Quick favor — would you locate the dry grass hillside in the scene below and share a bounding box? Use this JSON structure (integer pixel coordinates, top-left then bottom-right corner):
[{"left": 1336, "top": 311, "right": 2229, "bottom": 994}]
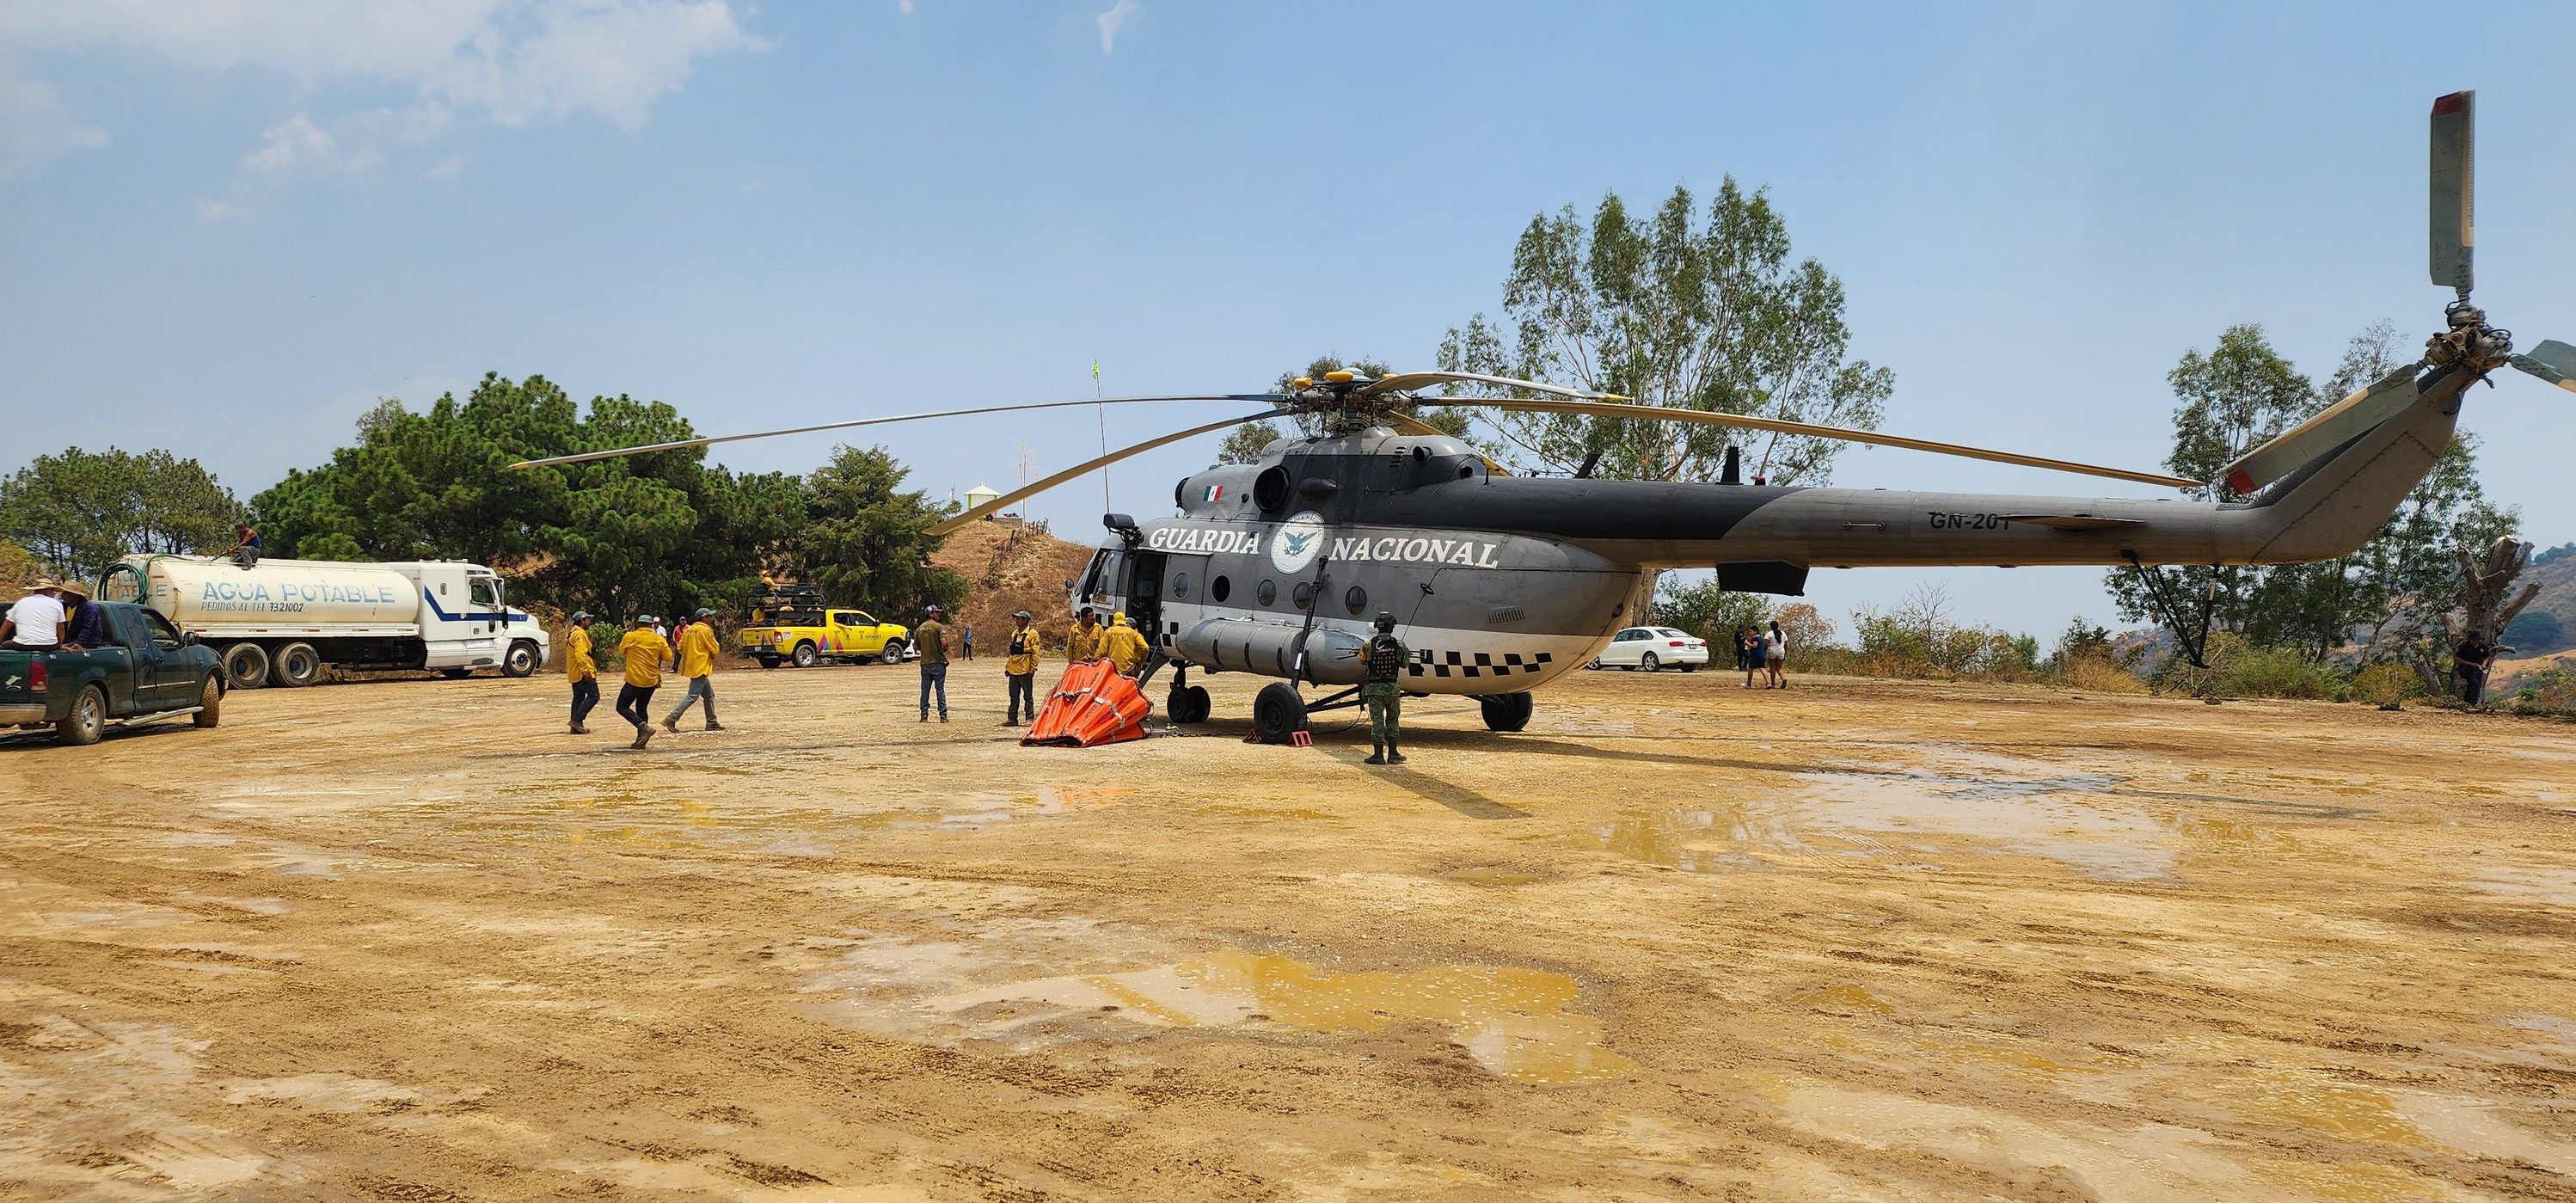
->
[{"left": 929, "top": 519, "right": 1096, "bottom": 654}]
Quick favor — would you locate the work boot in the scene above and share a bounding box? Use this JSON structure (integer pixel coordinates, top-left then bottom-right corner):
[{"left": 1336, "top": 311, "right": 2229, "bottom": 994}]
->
[
  {"left": 1388, "top": 744, "right": 1406, "bottom": 764},
  {"left": 705, "top": 721, "right": 724, "bottom": 732},
  {"left": 919, "top": 714, "right": 929, "bottom": 722},
  {"left": 570, "top": 721, "right": 586, "bottom": 734},
  {"left": 1365, "top": 746, "right": 1386, "bottom": 765},
  {"left": 631, "top": 726, "right": 653, "bottom": 750},
  {"left": 938, "top": 713, "right": 948, "bottom": 723},
  {"left": 662, "top": 716, "right": 678, "bottom": 733}
]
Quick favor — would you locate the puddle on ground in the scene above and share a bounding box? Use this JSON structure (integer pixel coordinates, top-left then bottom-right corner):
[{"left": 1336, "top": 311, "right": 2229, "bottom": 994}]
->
[
  {"left": 1586, "top": 748, "right": 2189, "bottom": 881},
  {"left": 2469, "top": 865, "right": 2576, "bottom": 907},
  {"left": 931, "top": 948, "right": 1631, "bottom": 1085}
]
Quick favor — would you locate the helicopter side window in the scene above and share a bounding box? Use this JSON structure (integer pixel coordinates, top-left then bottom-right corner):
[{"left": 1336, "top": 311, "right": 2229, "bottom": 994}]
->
[
  {"left": 1291, "top": 582, "right": 1314, "bottom": 611},
  {"left": 1172, "top": 572, "right": 1190, "bottom": 600},
  {"left": 1257, "top": 580, "right": 1277, "bottom": 606},
  {"left": 1344, "top": 586, "right": 1367, "bottom": 615},
  {"left": 1211, "top": 576, "right": 1230, "bottom": 603}
]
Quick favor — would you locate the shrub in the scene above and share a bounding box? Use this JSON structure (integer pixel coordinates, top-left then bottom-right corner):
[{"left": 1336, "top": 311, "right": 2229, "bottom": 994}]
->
[
  {"left": 2059, "top": 655, "right": 2149, "bottom": 694},
  {"left": 2349, "top": 662, "right": 2420, "bottom": 709}
]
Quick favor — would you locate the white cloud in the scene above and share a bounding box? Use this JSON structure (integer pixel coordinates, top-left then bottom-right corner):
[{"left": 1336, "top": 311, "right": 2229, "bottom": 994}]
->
[
  {"left": 899, "top": 0, "right": 915, "bottom": 13},
  {"left": 195, "top": 198, "right": 252, "bottom": 222},
  {"left": 0, "top": 56, "right": 109, "bottom": 177},
  {"left": 0, "top": 1, "right": 768, "bottom": 181},
  {"left": 1095, "top": 0, "right": 1140, "bottom": 55}
]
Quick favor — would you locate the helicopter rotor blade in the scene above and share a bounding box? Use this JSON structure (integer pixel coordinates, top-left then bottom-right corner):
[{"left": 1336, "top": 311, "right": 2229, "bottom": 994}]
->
[
  {"left": 2511, "top": 339, "right": 2576, "bottom": 394},
  {"left": 2430, "top": 89, "right": 2475, "bottom": 298},
  {"left": 1420, "top": 396, "right": 2196, "bottom": 489},
  {"left": 510, "top": 394, "right": 1285, "bottom": 470},
  {"left": 1359, "top": 370, "right": 1628, "bottom": 402},
  {"left": 929, "top": 409, "right": 1296, "bottom": 535}
]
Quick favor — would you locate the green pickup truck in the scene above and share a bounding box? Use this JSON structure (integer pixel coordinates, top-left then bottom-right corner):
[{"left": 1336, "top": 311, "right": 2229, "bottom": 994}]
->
[{"left": 1, "top": 601, "right": 226, "bottom": 746}]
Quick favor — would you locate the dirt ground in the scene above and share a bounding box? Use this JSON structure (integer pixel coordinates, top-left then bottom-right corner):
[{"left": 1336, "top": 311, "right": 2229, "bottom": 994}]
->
[{"left": 3, "top": 661, "right": 2573, "bottom": 1201}]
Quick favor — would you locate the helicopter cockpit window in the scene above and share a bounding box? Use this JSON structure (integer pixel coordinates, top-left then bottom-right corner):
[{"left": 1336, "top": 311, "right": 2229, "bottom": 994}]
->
[
  {"left": 1344, "top": 586, "right": 1366, "bottom": 615},
  {"left": 1257, "top": 580, "right": 1277, "bottom": 606},
  {"left": 1291, "top": 582, "right": 1313, "bottom": 611}
]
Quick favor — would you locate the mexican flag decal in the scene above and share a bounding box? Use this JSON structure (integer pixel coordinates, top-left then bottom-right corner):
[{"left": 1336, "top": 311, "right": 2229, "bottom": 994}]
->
[{"left": 1201, "top": 484, "right": 1224, "bottom": 502}]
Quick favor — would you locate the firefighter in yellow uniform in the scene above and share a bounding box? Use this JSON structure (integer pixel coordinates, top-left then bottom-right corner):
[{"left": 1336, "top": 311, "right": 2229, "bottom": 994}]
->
[
  {"left": 616, "top": 616, "right": 672, "bottom": 750},
  {"left": 1067, "top": 608, "right": 1104, "bottom": 662},
  {"left": 1003, "top": 609, "right": 1041, "bottom": 726},
  {"left": 565, "top": 611, "right": 600, "bottom": 734},
  {"left": 1101, "top": 611, "right": 1150, "bottom": 676},
  {"left": 662, "top": 607, "right": 725, "bottom": 733}
]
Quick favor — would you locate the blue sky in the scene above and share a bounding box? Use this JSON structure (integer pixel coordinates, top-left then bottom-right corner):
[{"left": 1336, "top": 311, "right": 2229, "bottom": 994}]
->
[{"left": 6, "top": 1, "right": 2573, "bottom": 640}]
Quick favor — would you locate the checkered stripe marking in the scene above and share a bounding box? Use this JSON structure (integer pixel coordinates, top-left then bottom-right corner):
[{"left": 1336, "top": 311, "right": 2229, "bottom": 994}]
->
[{"left": 1406, "top": 649, "right": 1554, "bottom": 678}]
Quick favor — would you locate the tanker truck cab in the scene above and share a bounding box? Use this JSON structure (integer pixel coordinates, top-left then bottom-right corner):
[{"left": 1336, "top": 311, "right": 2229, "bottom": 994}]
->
[{"left": 411, "top": 563, "right": 543, "bottom": 679}]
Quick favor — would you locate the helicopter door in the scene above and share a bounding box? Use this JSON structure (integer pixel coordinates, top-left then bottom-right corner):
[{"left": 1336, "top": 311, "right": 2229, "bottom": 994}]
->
[{"left": 1121, "top": 550, "right": 1167, "bottom": 646}]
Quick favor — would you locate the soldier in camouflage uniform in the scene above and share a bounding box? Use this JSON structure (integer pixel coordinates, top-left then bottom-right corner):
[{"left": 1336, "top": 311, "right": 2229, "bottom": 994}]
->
[{"left": 1362, "top": 611, "right": 1408, "bottom": 765}]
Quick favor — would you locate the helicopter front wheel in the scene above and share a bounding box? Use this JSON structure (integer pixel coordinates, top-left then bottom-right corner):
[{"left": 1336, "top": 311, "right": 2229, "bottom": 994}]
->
[
  {"left": 1479, "top": 692, "right": 1534, "bottom": 733},
  {"left": 1252, "top": 683, "right": 1308, "bottom": 745}
]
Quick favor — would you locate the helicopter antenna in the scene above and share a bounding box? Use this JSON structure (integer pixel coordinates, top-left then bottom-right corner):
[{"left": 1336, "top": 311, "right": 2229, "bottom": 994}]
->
[{"left": 1091, "top": 359, "right": 1111, "bottom": 514}]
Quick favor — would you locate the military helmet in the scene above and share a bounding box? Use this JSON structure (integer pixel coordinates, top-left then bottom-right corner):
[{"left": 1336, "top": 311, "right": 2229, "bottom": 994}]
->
[{"left": 1374, "top": 611, "right": 1395, "bottom": 630}]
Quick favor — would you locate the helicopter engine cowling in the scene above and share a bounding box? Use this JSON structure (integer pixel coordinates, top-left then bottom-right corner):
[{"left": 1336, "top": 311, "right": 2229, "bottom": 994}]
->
[{"left": 1174, "top": 617, "right": 1371, "bottom": 684}]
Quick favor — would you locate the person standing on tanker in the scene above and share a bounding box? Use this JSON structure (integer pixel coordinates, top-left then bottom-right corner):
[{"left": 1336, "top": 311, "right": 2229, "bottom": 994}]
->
[
  {"left": 615, "top": 616, "right": 672, "bottom": 749},
  {"left": 1068, "top": 609, "right": 1103, "bottom": 663},
  {"left": 222, "top": 524, "right": 262, "bottom": 569},
  {"left": 1764, "top": 619, "right": 1788, "bottom": 689},
  {"left": 1003, "top": 609, "right": 1040, "bottom": 727},
  {"left": 2, "top": 580, "right": 64, "bottom": 650},
  {"left": 56, "top": 580, "right": 104, "bottom": 651},
  {"left": 915, "top": 604, "right": 950, "bottom": 722},
  {"left": 565, "top": 611, "right": 600, "bottom": 734},
  {"left": 1362, "top": 611, "right": 1408, "bottom": 765},
  {"left": 663, "top": 607, "right": 725, "bottom": 733},
  {"left": 1101, "top": 611, "right": 1150, "bottom": 675}
]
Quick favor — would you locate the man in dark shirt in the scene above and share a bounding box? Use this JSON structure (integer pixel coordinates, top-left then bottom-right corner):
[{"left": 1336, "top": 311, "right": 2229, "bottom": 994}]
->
[
  {"left": 57, "top": 580, "right": 105, "bottom": 650},
  {"left": 2455, "top": 631, "right": 2502, "bottom": 704},
  {"left": 915, "top": 604, "right": 950, "bottom": 722},
  {"left": 224, "top": 524, "right": 263, "bottom": 569}
]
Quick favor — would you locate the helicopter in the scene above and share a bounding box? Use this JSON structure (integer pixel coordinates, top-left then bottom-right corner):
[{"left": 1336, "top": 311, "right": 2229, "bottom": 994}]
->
[{"left": 520, "top": 90, "right": 2573, "bottom": 744}]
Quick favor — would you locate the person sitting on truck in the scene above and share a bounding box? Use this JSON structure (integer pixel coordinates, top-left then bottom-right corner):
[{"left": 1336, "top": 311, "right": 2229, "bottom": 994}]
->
[
  {"left": 615, "top": 615, "right": 673, "bottom": 750},
  {"left": 662, "top": 607, "right": 724, "bottom": 733},
  {"left": 222, "top": 525, "right": 262, "bottom": 569},
  {"left": 566, "top": 611, "right": 600, "bottom": 735},
  {"left": 2, "top": 579, "right": 64, "bottom": 649},
  {"left": 55, "top": 580, "right": 104, "bottom": 651}
]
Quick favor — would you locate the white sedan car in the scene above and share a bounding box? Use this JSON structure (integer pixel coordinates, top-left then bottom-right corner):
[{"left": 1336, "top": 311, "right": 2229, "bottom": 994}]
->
[{"left": 1589, "top": 627, "right": 1711, "bottom": 672}]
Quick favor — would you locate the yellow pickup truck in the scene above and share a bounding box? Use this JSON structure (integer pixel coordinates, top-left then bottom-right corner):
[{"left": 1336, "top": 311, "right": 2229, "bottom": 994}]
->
[{"left": 739, "top": 605, "right": 911, "bottom": 669}]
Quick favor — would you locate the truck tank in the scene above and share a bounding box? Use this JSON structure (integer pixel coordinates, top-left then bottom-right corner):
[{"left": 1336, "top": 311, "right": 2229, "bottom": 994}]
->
[{"left": 110, "top": 555, "right": 423, "bottom": 629}]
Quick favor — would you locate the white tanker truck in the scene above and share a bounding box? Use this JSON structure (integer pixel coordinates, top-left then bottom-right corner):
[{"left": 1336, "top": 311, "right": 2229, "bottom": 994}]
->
[{"left": 96, "top": 555, "right": 549, "bottom": 690}]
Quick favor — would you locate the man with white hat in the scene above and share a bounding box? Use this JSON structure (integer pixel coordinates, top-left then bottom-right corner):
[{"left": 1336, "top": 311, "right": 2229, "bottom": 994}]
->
[{"left": 1, "top": 579, "right": 64, "bottom": 650}]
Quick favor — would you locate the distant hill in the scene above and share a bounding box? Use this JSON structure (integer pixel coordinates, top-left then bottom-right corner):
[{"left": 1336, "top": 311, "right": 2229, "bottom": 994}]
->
[
  {"left": 2508, "top": 541, "right": 2575, "bottom": 656},
  {"left": 929, "top": 519, "right": 1097, "bottom": 654}
]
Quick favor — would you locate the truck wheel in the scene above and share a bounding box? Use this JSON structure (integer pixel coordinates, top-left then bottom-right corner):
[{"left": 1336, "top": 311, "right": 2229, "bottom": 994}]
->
[
  {"left": 791, "top": 642, "right": 818, "bottom": 668},
  {"left": 57, "top": 685, "right": 107, "bottom": 746},
  {"left": 221, "top": 642, "right": 271, "bottom": 690},
  {"left": 272, "top": 642, "right": 322, "bottom": 688},
  {"left": 880, "top": 640, "right": 905, "bottom": 666},
  {"left": 756, "top": 656, "right": 780, "bottom": 670},
  {"left": 502, "top": 641, "right": 539, "bottom": 678},
  {"left": 193, "top": 677, "right": 223, "bottom": 727}
]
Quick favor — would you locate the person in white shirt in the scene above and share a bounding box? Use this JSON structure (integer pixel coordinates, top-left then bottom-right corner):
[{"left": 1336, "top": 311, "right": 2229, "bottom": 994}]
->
[
  {"left": 1764, "top": 619, "right": 1788, "bottom": 689},
  {"left": 2, "top": 580, "right": 66, "bottom": 649}
]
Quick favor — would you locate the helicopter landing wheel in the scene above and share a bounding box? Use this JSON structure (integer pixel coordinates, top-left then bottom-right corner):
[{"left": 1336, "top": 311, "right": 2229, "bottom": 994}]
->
[
  {"left": 1168, "top": 684, "right": 1211, "bottom": 725},
  {"left": 1478, "top": 691, "right": 1534, "bottom": 733},
  {"left": 1252, "top": 682, "right": 1308, "bottom": 745}
]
